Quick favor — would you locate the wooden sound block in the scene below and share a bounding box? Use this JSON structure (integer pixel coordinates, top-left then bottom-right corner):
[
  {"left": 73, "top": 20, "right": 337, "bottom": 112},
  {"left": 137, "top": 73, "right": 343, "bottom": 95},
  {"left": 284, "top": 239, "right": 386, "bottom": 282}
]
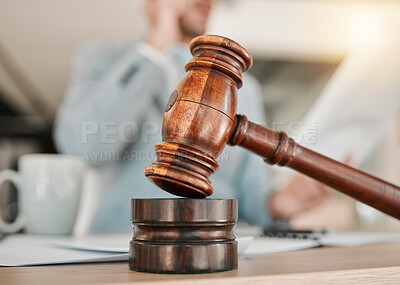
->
[{"left": 129, "top": 198, "right": 238, "bottom": 274}]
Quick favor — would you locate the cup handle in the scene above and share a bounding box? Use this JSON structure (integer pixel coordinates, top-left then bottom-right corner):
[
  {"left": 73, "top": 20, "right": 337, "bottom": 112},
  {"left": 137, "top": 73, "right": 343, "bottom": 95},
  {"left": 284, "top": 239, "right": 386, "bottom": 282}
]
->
[{"left": 0, "top": 170, "right": 25, "bottom": 233}]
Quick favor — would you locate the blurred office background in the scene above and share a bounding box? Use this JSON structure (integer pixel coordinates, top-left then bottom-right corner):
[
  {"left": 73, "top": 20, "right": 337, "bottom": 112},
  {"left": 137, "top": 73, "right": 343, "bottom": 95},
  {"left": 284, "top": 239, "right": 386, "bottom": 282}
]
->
[{"left": 0, "top": 0, "right": 399, "bottom": 229}]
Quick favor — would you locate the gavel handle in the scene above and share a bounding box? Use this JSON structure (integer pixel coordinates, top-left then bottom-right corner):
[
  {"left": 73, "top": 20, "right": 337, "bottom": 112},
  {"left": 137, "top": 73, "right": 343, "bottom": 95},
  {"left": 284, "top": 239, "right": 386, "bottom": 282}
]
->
[{"left": 230, "top": 114, "right": 400, "bottom": 220}]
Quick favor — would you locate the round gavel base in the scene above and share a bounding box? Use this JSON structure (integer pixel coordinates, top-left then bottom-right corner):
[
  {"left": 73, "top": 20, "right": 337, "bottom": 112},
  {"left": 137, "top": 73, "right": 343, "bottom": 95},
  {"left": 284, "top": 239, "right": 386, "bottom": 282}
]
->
[{"left": 129, "top": 199, "right": 238, "bottom": 274}]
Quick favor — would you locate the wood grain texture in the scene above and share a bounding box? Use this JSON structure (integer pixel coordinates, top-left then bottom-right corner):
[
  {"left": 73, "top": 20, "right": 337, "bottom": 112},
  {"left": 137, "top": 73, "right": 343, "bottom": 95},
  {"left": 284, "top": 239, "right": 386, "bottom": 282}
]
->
[
  {"left": 144, "top": 35, "right": 252, "bottom": 198},
  {"left": 129, "top": 199, "right": 238, "bottom": 274},
  {"left": 2, "top": 242, "right": 400, "bottom": 285},
  {"left": 144, "top": 34, "right": 400, "bottom": 220}
]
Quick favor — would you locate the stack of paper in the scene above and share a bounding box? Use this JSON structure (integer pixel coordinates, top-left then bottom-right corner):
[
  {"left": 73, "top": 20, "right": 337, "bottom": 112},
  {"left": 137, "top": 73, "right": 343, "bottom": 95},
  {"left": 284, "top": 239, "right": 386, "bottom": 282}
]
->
[{"left": 0, "top": 234, "right": 129, "bottom": 267}]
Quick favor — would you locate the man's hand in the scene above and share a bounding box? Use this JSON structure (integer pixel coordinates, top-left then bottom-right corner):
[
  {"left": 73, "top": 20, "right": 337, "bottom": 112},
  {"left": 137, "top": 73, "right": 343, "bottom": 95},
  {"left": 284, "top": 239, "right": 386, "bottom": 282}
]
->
[
  {"left": 268, "top": 173, "right": 331, "bottom": 219},
  {"left": 268, "top": 155, "right": 354, "bottom": 219},
  {"left": 145, "top": 0, "right": 186, "bottom": 52}
]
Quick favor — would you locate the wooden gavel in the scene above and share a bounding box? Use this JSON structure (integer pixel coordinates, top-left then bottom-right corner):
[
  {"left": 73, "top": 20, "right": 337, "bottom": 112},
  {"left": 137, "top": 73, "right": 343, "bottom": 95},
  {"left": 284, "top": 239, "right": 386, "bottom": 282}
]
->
[{"left": 144, "top": 35, "right": 400, "bottom": 220}]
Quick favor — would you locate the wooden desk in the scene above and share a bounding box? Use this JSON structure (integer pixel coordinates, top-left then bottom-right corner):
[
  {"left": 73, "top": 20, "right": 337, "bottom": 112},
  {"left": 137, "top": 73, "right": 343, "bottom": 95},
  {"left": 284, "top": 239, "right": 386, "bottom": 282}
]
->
[{"left": 1, "top": 242, "right": 400, "bottom": 285}]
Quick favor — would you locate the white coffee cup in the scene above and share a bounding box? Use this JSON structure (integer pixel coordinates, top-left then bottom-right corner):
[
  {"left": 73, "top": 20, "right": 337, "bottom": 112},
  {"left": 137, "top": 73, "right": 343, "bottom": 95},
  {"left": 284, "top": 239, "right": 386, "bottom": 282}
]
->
[{"left": 0, "top": 154, "right": 86, "bottom": 235}]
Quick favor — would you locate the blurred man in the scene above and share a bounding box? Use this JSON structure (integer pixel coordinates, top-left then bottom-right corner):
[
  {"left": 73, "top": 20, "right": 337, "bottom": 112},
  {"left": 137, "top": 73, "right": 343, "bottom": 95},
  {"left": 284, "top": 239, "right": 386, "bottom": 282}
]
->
[{"left": 54, "top": 0, "right": 327, "bottom": 232}]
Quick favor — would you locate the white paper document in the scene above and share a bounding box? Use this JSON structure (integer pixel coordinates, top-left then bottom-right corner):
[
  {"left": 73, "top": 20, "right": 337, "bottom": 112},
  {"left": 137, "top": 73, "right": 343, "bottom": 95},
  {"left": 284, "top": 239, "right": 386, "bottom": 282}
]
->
[
  {"left": 0, "top": 235, "right": 129, "bottom": 267},
  {"left": 244, "top": 237, "right": 320, "bottom": 255},
  {"left": 243, "top": 230, "right": 400, "bottom": 255},
  {"left": 320, "top": 231, "right": 400, "bottom": 247}
]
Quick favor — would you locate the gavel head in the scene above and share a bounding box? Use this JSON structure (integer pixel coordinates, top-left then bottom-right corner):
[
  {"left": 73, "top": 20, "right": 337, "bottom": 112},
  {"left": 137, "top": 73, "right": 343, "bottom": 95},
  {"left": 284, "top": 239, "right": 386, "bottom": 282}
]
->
[{"left": 144, "top": 35, "right": 252, "bottom": 198}]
